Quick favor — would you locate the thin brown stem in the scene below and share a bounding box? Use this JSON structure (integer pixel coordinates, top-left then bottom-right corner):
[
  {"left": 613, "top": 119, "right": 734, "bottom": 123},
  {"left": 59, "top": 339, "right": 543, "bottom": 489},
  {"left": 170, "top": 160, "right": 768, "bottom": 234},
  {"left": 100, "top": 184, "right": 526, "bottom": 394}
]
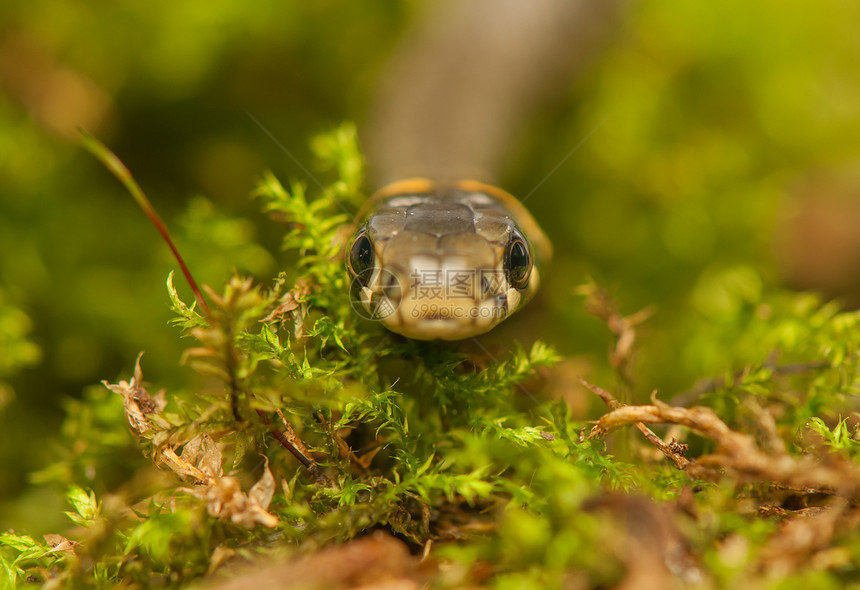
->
[
  {"left": 81, "top": 129, "right": 325, "bottom": 482},
  {"left": 581, "top": 379, "right": 689, "bottom": 470},
  {"left": 256, "top": 409, "right": 328, "bottom": 484},
  {"left": 79, "top": 128, "right": 209, "bottom": 316},
  {"left": 583, "top": 379, "right": 860, "bottom": 498}
]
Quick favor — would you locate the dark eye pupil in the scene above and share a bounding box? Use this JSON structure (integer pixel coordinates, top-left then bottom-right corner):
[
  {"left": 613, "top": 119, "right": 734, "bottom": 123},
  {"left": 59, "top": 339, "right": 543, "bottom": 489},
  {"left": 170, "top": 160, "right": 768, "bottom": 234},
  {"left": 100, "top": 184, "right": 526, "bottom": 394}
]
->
[
  {"left": 506, "top": 237, "right": 531, "bottom": 289},
  {"left": 348, "top": 233, "right": 374, "bottom": 285}
]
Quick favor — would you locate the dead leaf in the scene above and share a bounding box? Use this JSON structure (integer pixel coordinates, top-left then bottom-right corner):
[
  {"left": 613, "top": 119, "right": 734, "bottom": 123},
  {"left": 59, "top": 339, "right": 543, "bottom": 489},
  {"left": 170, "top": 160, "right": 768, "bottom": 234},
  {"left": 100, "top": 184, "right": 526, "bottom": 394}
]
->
[
  {"left": 181, "top": 434, "right": 224, "bottom": 479},
  {"left": 43, "top": 534, "right": 76, "bottom": 555},
  {"left": 247, "top": 456, "right": 275, "bottom": 510},
  {"left": 180, "top": 455, "right": 279, "bottom": 529},
  {"left": 262, "top": 277, "right": 312, "bottom": 336},
  {"left": 102, "top": 353, "right": 168, "bottom": 437},
  {"left": 207, "top": 545, "right": 237, "bottom": 576},
  {"left": 160, "top": 446, "right": 213, "bottom": 484}
]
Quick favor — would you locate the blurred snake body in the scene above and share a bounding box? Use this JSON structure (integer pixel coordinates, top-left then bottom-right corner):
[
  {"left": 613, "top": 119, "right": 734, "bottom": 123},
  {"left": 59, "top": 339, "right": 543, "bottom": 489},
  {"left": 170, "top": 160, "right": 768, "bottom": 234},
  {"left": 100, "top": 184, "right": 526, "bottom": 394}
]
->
[
  {"left": 350, "top": 0, "right": 617, "bottom": 339},
  {"left": 347, "top": 178, "right": 551, "bottom": 340}
]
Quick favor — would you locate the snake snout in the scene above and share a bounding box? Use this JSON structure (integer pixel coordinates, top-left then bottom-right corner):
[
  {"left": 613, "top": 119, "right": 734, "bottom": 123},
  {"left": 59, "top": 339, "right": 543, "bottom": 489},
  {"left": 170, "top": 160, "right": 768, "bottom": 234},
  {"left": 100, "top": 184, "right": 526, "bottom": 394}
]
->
[
  {"left": 350, "top": 180, "right": 549, "bottom": 340},
  {"left": 369, "top": 254, "right": 510, "bottom": 340}
]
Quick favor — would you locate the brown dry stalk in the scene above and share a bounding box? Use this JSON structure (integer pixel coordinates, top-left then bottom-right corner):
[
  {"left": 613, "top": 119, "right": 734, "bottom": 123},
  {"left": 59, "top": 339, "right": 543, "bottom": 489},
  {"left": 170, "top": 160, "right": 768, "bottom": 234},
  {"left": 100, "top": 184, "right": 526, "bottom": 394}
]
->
[
  {"left": 84, "top": 132, "right": 324, "bottom": 484},
  {"left": 582, "top": 379, "right": 860, "bottom": 499},
  {"left": 576, "top": 283, "right": 655, "bottom": 385},
  {"left": 583, "top": 379, "right": 690, "bottom": 470}
]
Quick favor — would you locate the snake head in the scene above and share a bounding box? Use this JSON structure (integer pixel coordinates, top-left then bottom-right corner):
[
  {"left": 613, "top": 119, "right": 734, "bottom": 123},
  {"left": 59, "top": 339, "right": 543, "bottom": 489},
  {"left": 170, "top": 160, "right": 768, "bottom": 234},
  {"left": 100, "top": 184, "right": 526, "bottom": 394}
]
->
[{"left": 346, "top": 179, "right": 549, "bottom": 341}]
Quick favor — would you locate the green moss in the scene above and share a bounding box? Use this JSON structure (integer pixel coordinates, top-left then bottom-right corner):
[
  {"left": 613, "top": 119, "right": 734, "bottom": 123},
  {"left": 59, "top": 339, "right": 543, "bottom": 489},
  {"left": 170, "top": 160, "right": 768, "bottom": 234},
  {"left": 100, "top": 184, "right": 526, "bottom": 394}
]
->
[{"left": 3, "top": 125, "right": 860, "bottom": 589}]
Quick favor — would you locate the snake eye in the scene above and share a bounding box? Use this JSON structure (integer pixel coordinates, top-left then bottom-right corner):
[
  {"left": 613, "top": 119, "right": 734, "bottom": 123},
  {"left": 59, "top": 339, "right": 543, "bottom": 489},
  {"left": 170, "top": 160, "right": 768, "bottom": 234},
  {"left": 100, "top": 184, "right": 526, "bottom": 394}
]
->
[
  {"left": 505, "top": 230, "right": 532, "bottom": 290},
  {"left": 347, "top": 229, "right": 375, "bottom": 285}
]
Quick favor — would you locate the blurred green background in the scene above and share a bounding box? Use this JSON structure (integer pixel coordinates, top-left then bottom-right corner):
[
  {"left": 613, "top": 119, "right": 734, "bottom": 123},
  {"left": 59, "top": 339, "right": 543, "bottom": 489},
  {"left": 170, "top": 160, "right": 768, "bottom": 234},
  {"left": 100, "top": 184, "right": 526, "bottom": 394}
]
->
[{"left": 1, "top": 0, "right": 859, "bottom": 534}]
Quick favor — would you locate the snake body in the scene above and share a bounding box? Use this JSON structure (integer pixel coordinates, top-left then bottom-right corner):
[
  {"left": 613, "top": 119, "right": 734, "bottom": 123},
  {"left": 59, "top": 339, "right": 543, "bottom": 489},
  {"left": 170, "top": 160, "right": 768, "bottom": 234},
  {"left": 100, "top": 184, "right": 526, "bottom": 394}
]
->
[
  {"left": 352, "top": 0, "right": 619, "bottom": 339},
  {"left": 347, "top": 178, "right": 551, "bottom": 340}
]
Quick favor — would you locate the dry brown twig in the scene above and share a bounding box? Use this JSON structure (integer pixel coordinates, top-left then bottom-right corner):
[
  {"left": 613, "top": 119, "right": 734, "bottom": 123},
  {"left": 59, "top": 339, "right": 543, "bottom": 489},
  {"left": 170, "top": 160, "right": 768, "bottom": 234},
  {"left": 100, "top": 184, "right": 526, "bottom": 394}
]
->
[
  {"left": 576, "top": 283, "right": 655, "bottom": 385},
  {"left": 582, "top": 379, "right": 690, "bottom": 470},
  {"left": 82, "top": 132, "right": 325, "bottom": 484},
  {"left": 261, "top": 276, "right": 312, "bottom": 340},
  {"left": 582, "top": 379, "right": 860, "bottom": 499}
]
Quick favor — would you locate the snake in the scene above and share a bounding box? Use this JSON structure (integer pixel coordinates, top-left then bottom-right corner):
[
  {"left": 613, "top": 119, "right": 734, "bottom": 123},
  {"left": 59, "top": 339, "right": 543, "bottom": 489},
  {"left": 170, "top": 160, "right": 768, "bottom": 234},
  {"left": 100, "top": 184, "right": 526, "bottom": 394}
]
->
[
  {"left": 348, "top": 0, "right": 619, "bottom": 340},
  {"left": 346, "top": 178, "right": 551, "bottom": 341}
]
